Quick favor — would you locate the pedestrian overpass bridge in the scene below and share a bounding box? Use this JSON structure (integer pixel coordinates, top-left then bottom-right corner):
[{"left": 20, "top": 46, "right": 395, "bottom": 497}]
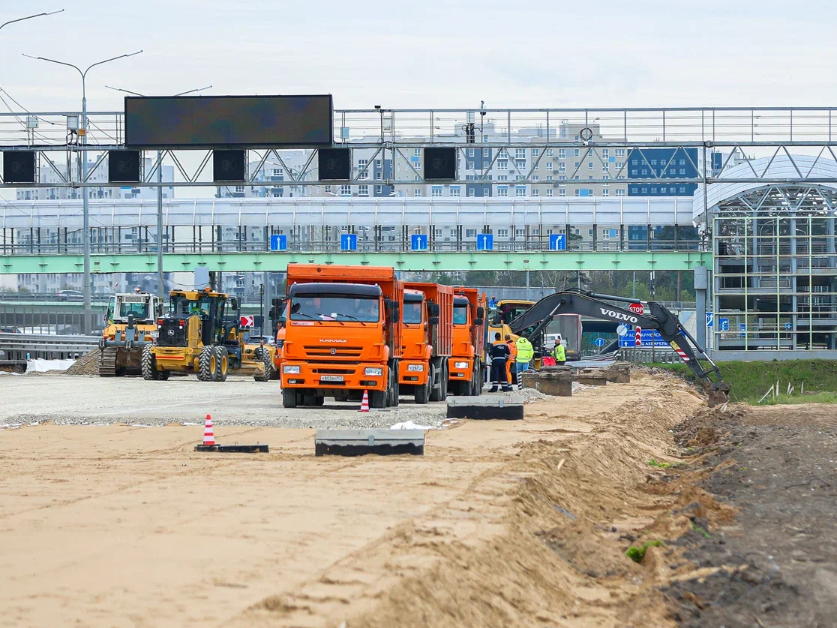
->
[{"left": 0, "top": 197, "right": 709, "bottom": 273}]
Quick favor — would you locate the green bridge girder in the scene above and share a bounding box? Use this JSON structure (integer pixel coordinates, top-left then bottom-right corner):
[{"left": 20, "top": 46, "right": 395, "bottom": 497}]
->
[{"left": 0, "top": 250, "right": 711, "bottom": 275}]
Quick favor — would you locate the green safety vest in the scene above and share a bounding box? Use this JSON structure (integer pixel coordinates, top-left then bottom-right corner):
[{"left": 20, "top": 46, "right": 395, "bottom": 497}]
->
[
  {"left": 552, "top": 344, "right": 566, "bottom": 361},
  {"left": 516, "top": 337, "right": 534, "bottom": 362}
]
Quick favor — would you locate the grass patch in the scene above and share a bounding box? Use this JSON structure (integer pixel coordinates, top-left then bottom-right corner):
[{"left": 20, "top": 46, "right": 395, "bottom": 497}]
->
[
  {"left": 625, "top": 539, "right": 666, "bottom": 563},
  {"left": 691, "top": 521, "right": 711, "bottom": 538},
  {"left": 648, "top": 359, "right": 837, "bottom": 405},
  {"left": 647, "top": 458, "right": 671, "bottom": 469}
]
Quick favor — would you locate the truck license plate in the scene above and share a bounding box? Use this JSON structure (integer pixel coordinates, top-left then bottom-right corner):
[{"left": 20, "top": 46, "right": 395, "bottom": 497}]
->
[{"left": 320, "top": 375, "right": 344, "bottom": 382}]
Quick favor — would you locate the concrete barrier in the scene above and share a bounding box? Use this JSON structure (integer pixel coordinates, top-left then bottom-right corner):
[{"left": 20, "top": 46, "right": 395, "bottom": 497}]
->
[{"left": 521, "top": 372, "right": 573, "bottom": 396}]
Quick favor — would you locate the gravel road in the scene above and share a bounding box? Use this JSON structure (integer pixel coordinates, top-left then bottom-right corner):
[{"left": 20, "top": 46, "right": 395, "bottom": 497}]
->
[{"left": 0, "top": 373, "right": 548, "bottom": 428}]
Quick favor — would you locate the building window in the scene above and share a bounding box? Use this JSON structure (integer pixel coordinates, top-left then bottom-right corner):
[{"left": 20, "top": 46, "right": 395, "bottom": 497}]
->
[
  {"left": 558, "top": 149, "right": 566, "bottom": 159},
  {"left": 574, "top": 162, "right": 580, "bottom": 169},
  {"left": 357, "top": 159, "right": 368, "bottom": 178},
  {"left": 546, "top": 148, "right": 553, "bottom": 156},
  {"left": 602, "top": 149, "right": 609, "bottom": 158},
  {"left": 532, "top": 175, "right": 539, "bottom": 181},
  {"left": 559, "top": 175, "right": 567, "bottom": 181},
  {"left": 375, "top": 172, "right": 383, "bottom": 180},
  {"left": 558, "top": 188, "right": 566, "bottom": 197},
  {"left": 588, "top": 162, "right": 594, "bottom": 170},
  {"left": 532, "top": 148, "right": 540, "bottom": 157},
  {"left": 341, "top": 185, "right": 351, "bottom": 196},
  {"left": 468, "top": 161, "right": 474, "bottom": 170},
  {"left": 546, "top": 162, "right": 554, "bottom": 170},
  {"left": 532, "top": 188, "right": 540, "bottom": 196},
  {"left": 468, "top": 188, "right": 476, "bottom": 197},
  {"left": 616, "top": 188, "right": 625, "bottom": 197},
  {"left": 498, "top": 160, "right": 508, "bottom": 170},
  {"left": 661, "top": 187, "right": 667, "bottom": 194},
  {"left": 498, "top": 229, "right": 509, "bottom": 238},
  {"left": 515, "top": 186, "right": 526, "bottom": 197},
  {"left": 515, "top": 159, "right": 526, "bottom": 170},
  {"left": 679, "top": 158, "right": 686, "bottom": 165},
  {"left": 357, "top": 184, "right": 368, "bottom": 196},
  {"left": 632, "top": 159, "right": 639, "bottom": 165},
  {"left": 498, "top": 175, "right": 508, "bottom": 181},
  {"left": 497, "top": 186, "right": 508, "bottom": 197},
  {"left": 546, "top": 188, "right": 553, "bottom": 197},
  {"left": 431, "top": 186, "right": 443, "bottom": 197},
  {"left": 483, "top": 148, "right": 490, "bottom": 157},
  {"left": 615, "top": 161, "right": 624, "bottom": 169},
  {"left": 466, "top": 228, "right": 477, "bottom": 237},
  {"left": 468, "top": 148, "right": 475, "bottom": 157},
  {"left": 450, "top": 186, "right": 461, "bottom": 197},
  {"left": 574, "top": 149, "right": 580, "bottom": 157},
  {"left": 602, "top": 189, "right": 609, "bottom": 196},
  {"left": 546, "top": 175, "right": 553, "bottom": 181},
  {"left": 651, "top": 159, "right": 657, "bottom": 166},
  {"left": 679, "top": 168, "right": 686, "bottom": 175},
  {"left": 679, "top": 186, "right": 687, "bottom": 193},
  {"left": 414, "top": 149, "right": 421, "bottom": 156},
  {"left": 515, "top": 148, "right": 526, "bottom": 159},
  {"left": 375, "top": 185, "right": 383, "bottom": 195},
  {"left": 575, "top": 189, "right": 581, "bottom": 197}
]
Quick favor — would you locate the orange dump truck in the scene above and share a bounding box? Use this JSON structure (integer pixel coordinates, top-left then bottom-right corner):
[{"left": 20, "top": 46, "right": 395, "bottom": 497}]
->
[
  {"left": 448, "top": 288, "right": 488, "bottom": 396},
  {"left": 400, "top": 282, "right": 454, "bottom": 404},
  {"left": 280, "top": 264, "right": 403, "bottom": 408}
]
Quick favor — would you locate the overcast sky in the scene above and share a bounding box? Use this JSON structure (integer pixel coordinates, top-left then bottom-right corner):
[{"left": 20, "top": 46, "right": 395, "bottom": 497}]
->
[{"left": 2, "top": 0, "right": 837, "bottom": 113}]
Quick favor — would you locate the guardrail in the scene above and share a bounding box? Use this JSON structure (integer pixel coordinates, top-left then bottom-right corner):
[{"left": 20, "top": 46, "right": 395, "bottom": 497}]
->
[{"left": 0, "top": 333, "right": 99, "bottom": 361}]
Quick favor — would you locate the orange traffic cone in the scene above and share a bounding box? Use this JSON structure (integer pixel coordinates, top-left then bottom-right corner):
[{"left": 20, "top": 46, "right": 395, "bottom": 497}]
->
[
  {"left": 359, "top": 390, "right": 370, "bottom": 413},
  {"left": 203, "top": 414, "right": 216, "bottom": 446}
]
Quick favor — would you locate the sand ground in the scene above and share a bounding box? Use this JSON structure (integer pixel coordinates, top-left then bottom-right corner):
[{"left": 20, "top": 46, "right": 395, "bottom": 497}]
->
[{"left": 1, "top": 372, "right": 710, "bottom": 627}]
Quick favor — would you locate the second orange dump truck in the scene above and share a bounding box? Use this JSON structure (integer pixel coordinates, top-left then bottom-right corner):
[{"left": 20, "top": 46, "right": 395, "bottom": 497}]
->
[
  {"left": 400, "top": 282, "right": 454, "bottom": 404},
  {"left": 280, "top": 264, "right": 403, "bottom": 408},
  {"left": 448, "top": 288, "right": 488, "bottom": 396}
]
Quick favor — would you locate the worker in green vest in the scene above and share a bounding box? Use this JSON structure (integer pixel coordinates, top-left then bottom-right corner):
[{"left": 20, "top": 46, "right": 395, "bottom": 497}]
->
[
  {"left": 552, "top": 338, "right": 566, "bottom": 365},
  {"left": 515, "top": 336, "right": 534, "bottom": 377}
]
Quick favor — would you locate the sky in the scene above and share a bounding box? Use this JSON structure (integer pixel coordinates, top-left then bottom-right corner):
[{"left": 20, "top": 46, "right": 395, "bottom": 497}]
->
[{"left": 1, "top": 0, "right": 837, "bottom": 112}]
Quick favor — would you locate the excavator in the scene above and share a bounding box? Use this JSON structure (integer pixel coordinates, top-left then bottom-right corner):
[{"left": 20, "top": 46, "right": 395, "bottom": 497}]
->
[{"left": 508, "top": 290, "right": 730, "bottom": 406}]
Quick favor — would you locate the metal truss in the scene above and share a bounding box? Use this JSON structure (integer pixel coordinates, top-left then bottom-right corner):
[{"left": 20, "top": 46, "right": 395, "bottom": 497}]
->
[{"left": 4, "top": 107, "right": 837, "bottom": 189}]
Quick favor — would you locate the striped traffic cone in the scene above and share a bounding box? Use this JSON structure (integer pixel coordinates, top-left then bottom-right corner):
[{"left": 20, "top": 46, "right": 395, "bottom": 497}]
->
[
  {"left": 203, "top": 414, "right": 216, "bottom": 446},
  {"left": 359, "top": 390, "right": 370, "bottom": 413}
]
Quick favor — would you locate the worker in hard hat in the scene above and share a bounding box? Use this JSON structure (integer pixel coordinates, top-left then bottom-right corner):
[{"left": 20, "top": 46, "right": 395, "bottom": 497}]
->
[
  {"left": 488, "top": 332, "right": 512, "bottom": 392},
  {"left": 516, "top": 335, "right": 534, "bottom": 377},
  {"left": 552, "top": 337, "right": 566, "bottom": 365}
]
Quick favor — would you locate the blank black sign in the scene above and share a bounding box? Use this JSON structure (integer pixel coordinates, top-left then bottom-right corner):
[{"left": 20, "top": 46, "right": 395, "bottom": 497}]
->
[
  {"left": 3, "top": 151, "right": 36, "bottom": 183},
  {"left": 213, "top": 150, "right": 247, "bottom": 182},
  {"left": 424, "top": 147, "right": 457, "bottom": 180},
  {"left": 318, "top": 148, "right": 351, "bottom": 180},
  {"left": 108, "top": 150, "right": 141, "bottom": 183},
  {"left": 125, "top": 95, "right": 333, "bottom": 148}
]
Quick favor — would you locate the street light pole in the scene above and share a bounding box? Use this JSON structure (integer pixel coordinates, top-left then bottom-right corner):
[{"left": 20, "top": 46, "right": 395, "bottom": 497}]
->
[
  {"left": 23, "top": 51, "right": 143, "bottom": 334},
  {"left": 106, "top": 85, "right": 211, "bottom": 301},
  {"left": 0, "top": 10, "right": 64, "bottom": 32}
]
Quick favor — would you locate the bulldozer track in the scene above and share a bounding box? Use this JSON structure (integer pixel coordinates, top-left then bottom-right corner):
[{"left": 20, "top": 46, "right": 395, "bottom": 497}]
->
[{"left": 98, "top": 347, "right": 118, "bottom": 377}]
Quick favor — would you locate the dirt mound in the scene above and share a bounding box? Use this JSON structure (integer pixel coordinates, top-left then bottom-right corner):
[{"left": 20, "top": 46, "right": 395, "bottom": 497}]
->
[{"left": 65, "top": 349, "right": 100, "bottom": 376}]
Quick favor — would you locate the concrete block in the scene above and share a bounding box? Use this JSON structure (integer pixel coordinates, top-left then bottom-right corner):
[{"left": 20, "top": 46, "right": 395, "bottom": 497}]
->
[
  {"left": 447, "top": 396, "right": 524, "bottom": 420},
  {"left": 573, "top": 375, "right": 609, "bottom": 386},
  {"left": 315, "top": 429, "right": 424, "bottom": 456},
  {"left": 521, "top": 372, "right": 573, "bottom": 397}
]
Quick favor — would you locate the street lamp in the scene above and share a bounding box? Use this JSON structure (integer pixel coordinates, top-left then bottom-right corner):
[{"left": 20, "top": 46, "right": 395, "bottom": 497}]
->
[
  {"left": 0, "top": 10, "right": 64, "bottom": 32},
  {"left": 23, "top": 50, "right": 143, "bottom": 334},
  {"left": 106, "top": 84, "right": 211, "bottom": 301}
]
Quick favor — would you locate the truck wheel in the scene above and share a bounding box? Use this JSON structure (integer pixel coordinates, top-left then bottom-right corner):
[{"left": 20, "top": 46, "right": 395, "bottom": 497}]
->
[
  {"left": 314, "top": 395, "right": 324, "bottom": 406},
  {"left": 282, "top": 388, "right": 298, "bottom": 408},
  {"left": 387, "top": 361, "right": 400, "bottom": 407},
  {"left": 254, "top": 350, "right": 271, "bottom": 382},
  {"left": 439, "top": 362, "right": 448, "bottom": 401},
  {"left": 269, "top": 365, "right": 280, "bottom": 380},
  {"left": 370, "top": 388, "right": 387, "bottom": 409},
  {"left": 414, "top": 376, "right": 430, "bottom": 404},
  {"left": 198, "top": 346, "right": 216, "bottom": 382},
  {"left": 468, "top": 365, "right": 479, "bottom": 396},
  {"left": 429, "top": 364, "right": 442, "bottom": 402},
  {"left": 215, "top": 347, "right": 229, "bottom": 382},
  {"left": 158, "top": 370, "right": 170, "bottom": 381},
  {"left": 141, "top": 346, "right": 159, "bottom": 381}
]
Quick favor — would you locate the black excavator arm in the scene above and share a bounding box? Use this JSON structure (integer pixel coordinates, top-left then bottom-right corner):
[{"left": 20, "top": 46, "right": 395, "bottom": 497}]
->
[{"left": 509, "top": 290, "right": 730, "bottom": 402}]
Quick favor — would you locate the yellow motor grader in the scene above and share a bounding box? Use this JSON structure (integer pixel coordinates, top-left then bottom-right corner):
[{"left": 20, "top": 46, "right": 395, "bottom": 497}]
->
[{"left": 142, "top": 288, "right": 273, "bottom": 382}]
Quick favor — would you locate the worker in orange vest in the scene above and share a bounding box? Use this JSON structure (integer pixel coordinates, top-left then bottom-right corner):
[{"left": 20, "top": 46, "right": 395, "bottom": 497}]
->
[{"left": 505, "top": 334, "right": 518, "bottom": 387}]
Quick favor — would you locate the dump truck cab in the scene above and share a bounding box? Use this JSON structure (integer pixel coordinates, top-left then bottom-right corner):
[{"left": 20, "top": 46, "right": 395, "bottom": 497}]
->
[
  {"left": 449, "top": 289, "right": 487, "bottom": 396},
  {"left": 399, "top": 283, "right": 454, "bottom": 404},
  {"left": 281, "top": 264, "right": 403, "bottom": 409},
  {"left": 99, "top": 292, "right": 161, "bottom": 376}
]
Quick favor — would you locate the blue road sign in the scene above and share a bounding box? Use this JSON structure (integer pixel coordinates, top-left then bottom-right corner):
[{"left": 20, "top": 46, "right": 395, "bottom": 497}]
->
[
  {"left": 411, "top": 234, "right": 428, "bottom": 251},
  {"left": 706, "top": 312, "right": 714, "bottom": 327},
  {"left": 594, "top": 337, "right": 605, "bottom": 347},
  {"left": 785, "top": 322, "right": 792, "bottom": 331},
  {"left": 269, "top": 234, "right": 287, "bottom": 251},
  {"left": 340, "top": 233, "right": 358, "bottom": 251},
  {"left": 740, "top": 323, "right": 746, "bottom": 337},
  {"left": 719, "top": 317, "right": 730, "bottom": 331},
  {"left": 549, "top": 234, "right": 566, "bottom": 251},
  {"left": 618, "top": 329, "right": 668, "bottom": 348},
  {"left": 476, "top": 234, "right": 494, "bottom": 251}
]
